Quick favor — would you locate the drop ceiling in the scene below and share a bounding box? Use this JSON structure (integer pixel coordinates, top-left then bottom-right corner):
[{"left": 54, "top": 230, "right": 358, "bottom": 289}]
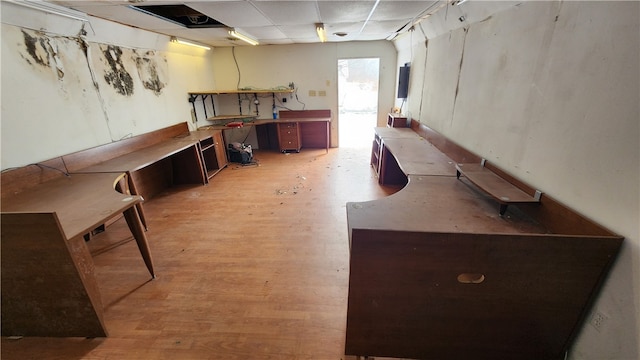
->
[{"left": 49, "top": 0, "right": 445, "bottom": 47}]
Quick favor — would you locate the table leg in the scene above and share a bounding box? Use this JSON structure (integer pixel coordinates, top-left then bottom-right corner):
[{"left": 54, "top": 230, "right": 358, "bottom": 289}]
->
[
  {"left": 127, "top": 175, "right": 148, "bottom": 230},
  {"left": 326, "top": 121, "right": 330, "bottom": 153},
  {"left": 123, "top": 205, "right": 155, "bottom": 278}
]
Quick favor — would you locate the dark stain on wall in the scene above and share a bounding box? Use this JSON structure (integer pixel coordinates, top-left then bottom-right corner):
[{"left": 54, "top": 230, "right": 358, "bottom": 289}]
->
[
  {"left": 102, "top": 45, "right": 134, "bottom": 96},
  {"left": 22, "top": 30, "right": 50, "bottom": 67},
  {"left": 135, "top": 51, "right": 165, "bottom": 96}
]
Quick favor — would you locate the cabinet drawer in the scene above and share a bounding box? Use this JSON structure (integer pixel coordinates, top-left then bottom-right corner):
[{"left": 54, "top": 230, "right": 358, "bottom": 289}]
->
[
  {"left": 279, "top": 129, "right": 298, "bottom": 138},
  {"left": 279, "top": 122, "right": 297, "bottom": 130},
  {"left": 281, "top": 138, "right": 299, "bottom": 148}
]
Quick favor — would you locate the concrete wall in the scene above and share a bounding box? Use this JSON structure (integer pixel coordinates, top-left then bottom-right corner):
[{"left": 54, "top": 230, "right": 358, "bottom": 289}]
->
[{"left": 394, "top": 1, "right": 639, "bottom": 359}]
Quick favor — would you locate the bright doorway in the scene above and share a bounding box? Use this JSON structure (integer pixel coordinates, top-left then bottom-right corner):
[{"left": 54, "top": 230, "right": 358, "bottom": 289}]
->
[{"left": 338, "top": 58, "right": 380, "bottom": 148}]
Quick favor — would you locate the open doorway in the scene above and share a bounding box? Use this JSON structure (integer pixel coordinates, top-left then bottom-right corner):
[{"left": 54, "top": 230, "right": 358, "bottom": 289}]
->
[{"left": 338, "top": 58, "right": 380, "bottom": 148}]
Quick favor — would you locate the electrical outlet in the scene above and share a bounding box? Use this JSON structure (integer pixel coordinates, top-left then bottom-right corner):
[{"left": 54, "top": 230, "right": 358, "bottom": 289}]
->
[
  {"left": 590, "top": 311, "right": 608, "bottom": 332},
  {"left": 309, "top": 90, "right": 316, "bottom": 96},
  {"left": 318, "top": 90, "right": 326, "bottom": 97}
]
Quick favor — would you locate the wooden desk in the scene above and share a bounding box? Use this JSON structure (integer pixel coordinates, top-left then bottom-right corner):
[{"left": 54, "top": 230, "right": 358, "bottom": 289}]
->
[
  {"left": 202, "top": 110, "right": 332, "bottom": 153},
  {"left": 380, "top": 137, "right": 456, "bottom": 184},
  {"left": 1, "top": 172, "right": 152, "bottom": 337},
  {"left": 346, "top": 126, "right": 624, "bottom": 359},
  {"left": 72, "top": 137, "right": 206, "bottom": 227}
]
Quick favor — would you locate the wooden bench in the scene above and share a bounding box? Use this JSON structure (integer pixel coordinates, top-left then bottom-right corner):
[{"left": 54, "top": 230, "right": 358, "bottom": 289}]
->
[{"left": 345, "top": 122, "right": 624, "bottom": 360}]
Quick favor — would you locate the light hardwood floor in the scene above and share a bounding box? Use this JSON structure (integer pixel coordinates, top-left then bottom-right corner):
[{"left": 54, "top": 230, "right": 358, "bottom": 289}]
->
[{"left": 1, "top": 147, "right": 400, "bottom": 360}]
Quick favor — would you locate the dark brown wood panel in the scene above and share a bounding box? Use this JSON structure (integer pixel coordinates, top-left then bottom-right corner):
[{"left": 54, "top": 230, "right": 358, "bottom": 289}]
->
[
  {"left": 129, "top": 158, "right": 173, "bottom": 201},
  {"left": 411, "top": 119, "right": 481, "bottom": 164},
  {"left": 62, "top": 123, "right": 189, "bottom": 172},
  {"left": 299, "top": 121, "right": 328, "bottom": 148},
  {"left": 171, "top": 146, "right": 206, "bottom": 185},
  {"left": 279, "top": 109, "right": 331, "bottom": 119},
  {"left": 1, "top": 213, "right": 107, "bottom": 337},
  {"left": 0, "top": 158, "right": 68, "bottom": 200},
  {"left": 346, "top": 229, "right": 623, "bottom": 360}
]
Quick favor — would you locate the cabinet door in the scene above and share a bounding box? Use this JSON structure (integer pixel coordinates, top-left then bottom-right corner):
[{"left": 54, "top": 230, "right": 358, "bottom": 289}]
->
[{"left": 212, "top": 130, "right": 227, "bottom": 169}]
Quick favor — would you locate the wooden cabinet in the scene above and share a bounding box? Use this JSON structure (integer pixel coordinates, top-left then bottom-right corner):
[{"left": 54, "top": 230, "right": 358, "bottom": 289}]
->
[
  {"left": 277, "top": 122, "right": 301, "bottom": 152},
  {"left": 199, "top": 130, "right": 227, "bottom": 179},
  {"left": 212, "top": 130, "right": 227, "bottom": 170},
  {"left": 387, "top": 113, "right": 407, "bottom": 128}
]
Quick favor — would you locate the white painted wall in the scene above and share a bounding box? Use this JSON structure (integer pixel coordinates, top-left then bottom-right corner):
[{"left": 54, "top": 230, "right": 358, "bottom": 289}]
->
[
  {"left": 394, "top": 1, "right": 639, "bottom": 359},
  {"left": 202, "top": 41, "right": 397, "bottom": 146},
  {"left": 1, "top": 2, "right": 216, "bottom": 169}
]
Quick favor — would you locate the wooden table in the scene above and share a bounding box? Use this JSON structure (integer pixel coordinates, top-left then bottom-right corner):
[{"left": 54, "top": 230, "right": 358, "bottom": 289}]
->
[{"left": 1, "top": 172, "right": 152, "bottom": 337}]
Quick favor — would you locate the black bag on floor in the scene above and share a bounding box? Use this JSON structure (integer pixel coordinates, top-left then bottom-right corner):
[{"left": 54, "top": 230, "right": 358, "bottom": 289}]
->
[{"left": 228, "top": 143, "right": 253, "bottom": 164}]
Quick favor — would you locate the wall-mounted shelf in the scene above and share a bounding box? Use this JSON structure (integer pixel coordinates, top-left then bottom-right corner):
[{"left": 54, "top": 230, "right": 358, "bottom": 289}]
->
[
  {"left": 456, "top": 160, "right": 542, "bottom": 215},
  {"left": 188, "top": 89, "right": 295, "bottom": 121}
]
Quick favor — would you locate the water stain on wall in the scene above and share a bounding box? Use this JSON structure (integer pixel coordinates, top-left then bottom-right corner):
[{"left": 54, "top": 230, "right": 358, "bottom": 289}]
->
[
  {"left": 102, "top": 45, "right": 134, "bottom": 96},
  {"left": 134, "top": 50, "right": 166, "bottom": 96},
  {"left": 21, "top": 30, "right": 65, "bottom": 80},
  {"left": 22, "top": 30, "right": 50, "bottom": 67}
]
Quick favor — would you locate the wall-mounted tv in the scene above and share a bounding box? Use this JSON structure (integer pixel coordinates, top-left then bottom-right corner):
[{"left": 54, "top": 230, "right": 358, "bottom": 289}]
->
[{"left": 397, "top": 63, "right": 410, "bottom": 99}]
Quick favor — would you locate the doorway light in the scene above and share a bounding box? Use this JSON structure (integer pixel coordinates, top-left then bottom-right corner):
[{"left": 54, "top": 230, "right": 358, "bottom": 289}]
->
[
  {"left": 316, "top": 23, "right": 327, "bottom": 42},
  {"left": 7, "top": 0, "right": 89, "bottom": 22},
  {"left": 170, "top": 36, "right": 211, "bottom": 50},
  {"left": 228, "top": 29, "right": 259, "bottom": 46}
]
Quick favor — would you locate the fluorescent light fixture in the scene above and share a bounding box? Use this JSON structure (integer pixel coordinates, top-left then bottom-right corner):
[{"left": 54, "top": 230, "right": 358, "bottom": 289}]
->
[
  {"left": 7, "top": 0, "right": 89, "bottom": 22},
  {"left": 170, "top": 36, "right": 211, "bottom": 50},
  {"left": 228, "top": 29, "right": 259, "bottom": 46},
  {"left": 316, "top": 23, "right": 327, "bottom": 42}
]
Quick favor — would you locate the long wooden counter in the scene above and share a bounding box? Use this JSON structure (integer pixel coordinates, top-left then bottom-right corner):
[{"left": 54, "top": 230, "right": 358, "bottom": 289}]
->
[
  {"left": 1, "top": 122, "right": 217, "bottom": 338},
  {"left": 345, "top": 125, "right": 623, "bottom": 360},
  {"left": 200, "top": 110, "right": 332, "bottom": 153}
]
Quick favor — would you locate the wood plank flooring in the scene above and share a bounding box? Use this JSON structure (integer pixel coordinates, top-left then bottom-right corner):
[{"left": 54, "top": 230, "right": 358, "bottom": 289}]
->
[{"left": 1, "top": 148, "right": 400, "bottom": 360}]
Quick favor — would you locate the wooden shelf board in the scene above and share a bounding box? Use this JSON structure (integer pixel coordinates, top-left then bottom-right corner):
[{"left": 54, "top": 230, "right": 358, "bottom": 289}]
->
[
  {"left": 190, "top": 89, "right": 294, "bottom": 96},
  {"left": 206, "top": 115, "right": 257, "bottom": 121}
]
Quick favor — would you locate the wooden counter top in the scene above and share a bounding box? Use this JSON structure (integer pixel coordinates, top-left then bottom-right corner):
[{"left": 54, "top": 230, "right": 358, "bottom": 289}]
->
[
  {"left": 347, "top": 175, "right": 547, "bottom": 236},
  {"left": 73, "top": 138, "right": 198, "bottom": 174},
  {"left": 200, "top": 117, "right": 331, "bottom": 131},
  {"left": 1, "top": 172, "right": 141, "bottom": 240},
  {"left": 382, "top": 137, "right": 457, "bottom": 177}
]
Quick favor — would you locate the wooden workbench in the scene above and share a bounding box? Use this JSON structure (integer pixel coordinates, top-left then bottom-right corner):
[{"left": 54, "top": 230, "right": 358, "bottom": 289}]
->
[{"left": 200, "top": 110, "right": 332, "bottom": 153}]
